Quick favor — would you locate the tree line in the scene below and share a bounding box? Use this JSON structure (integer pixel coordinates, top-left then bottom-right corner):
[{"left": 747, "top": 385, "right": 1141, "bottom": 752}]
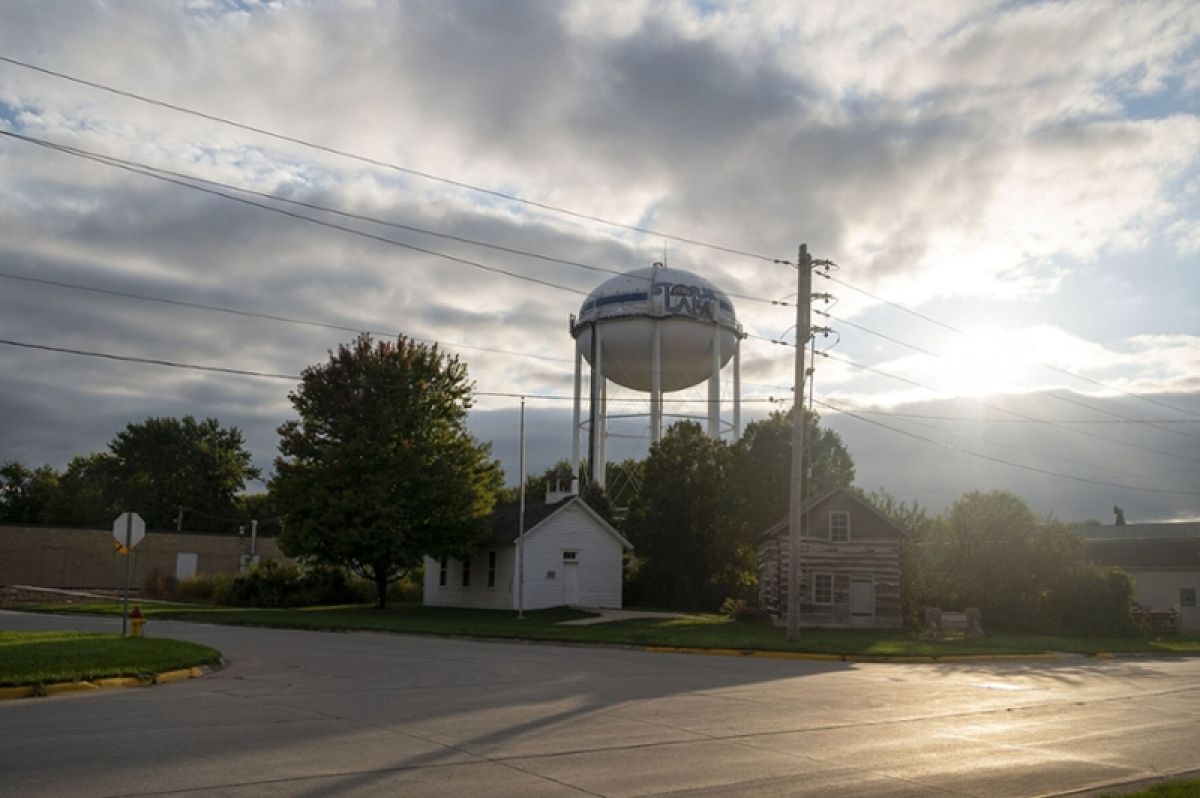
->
[
  {"left": 0, "top": 416, "right": 262, "bottom": 533},
  {"left": 1, "top": 332, "right": 1137, "bottom": 632}
]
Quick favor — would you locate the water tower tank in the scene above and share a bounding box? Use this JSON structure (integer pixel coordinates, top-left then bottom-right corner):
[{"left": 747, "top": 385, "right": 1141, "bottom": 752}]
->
[{"left": 572, "top": 266, "right": 739, "bottom": 392}]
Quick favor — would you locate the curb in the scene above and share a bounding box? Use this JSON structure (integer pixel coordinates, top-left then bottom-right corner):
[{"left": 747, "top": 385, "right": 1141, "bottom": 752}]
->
[
  {"left": 0, "top": 661, "right": 221, "bottom": 702},
  {"left": 644, "top": 647, "right": 1067, "bottom": 664}
]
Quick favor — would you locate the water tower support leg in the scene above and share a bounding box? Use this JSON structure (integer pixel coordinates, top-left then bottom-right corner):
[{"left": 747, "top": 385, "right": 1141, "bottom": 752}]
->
[
  {"left": 571, "top": 343, "right": 582, "bottom": 492},
  {"left": 593, "top": 324, "right": 605, "bottom": 489},
  {"left": 708, "top": 325, "right": 721, "bottom": 439},
  {"left": 598, "top": 376, "right": 608, "bottom": 490},
  {"left": 650, "top": 320, "right": 662, "bottom": 444},
  {"left": 733, "top": 336, "right": 742, "bottom": 439}
]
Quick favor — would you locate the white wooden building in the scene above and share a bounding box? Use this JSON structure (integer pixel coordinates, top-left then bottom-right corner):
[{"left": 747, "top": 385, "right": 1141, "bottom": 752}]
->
[{"left": 422, "top": 496, "right": 632, "bottom": 611}]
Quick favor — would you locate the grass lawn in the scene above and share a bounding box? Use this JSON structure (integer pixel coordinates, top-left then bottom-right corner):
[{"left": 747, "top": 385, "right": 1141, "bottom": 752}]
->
[
  {"left": 0, "top": 631, "right": 221, "bottom": 687},
  {"left": 28, "top": 602, "right": 1200, "bottom": 658},
  {"left": 1104, "top": 778, "right": 1200, "bottom": 797}
]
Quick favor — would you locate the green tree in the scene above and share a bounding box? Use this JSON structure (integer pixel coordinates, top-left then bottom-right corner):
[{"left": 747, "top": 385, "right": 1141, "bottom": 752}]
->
[
  {"left": 40, "top": 454, "right": 116, "bottom": 528},
  {"left": 0, "top": 462, "right": 58, "bottom": 523},
  {"left": 624, "top": 422, "right": 741, "bottom": 610},
  {"left": 729, "top": 407, "right": 855, "bottom": 537},
  {"left": 272, "top": 334, "right": 502, "bottom": 608},
  {"left": 104, "top": 416, "right": 260, "bottom": 531},
  {"left": 916, "top": 490, "right": 1104, "bottom": 631}
]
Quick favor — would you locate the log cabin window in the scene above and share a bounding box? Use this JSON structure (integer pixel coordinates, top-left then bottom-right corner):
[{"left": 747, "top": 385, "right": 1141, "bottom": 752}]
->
[
  {"left": 461, "top": 556, "right": 471, "bottom": 587},
  {"left": 487, "top": 551, "right": 497, "bottom": 588},
  {"left": 1183, "top": 588, "right": 1197, "bottom": 608},
  {"left": 829, "top": 511, "right": 850, "bottom": 542},
  {"left": 439, "top": 555, "right": 447, "bottom": 587},
  {"left": 813, "top": 573, "right": 833, "bottom": 604}
]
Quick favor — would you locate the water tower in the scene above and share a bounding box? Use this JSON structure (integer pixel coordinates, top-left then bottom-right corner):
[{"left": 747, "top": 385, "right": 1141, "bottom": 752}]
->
[{"left": 569, "top": 263, "right": 744, "bottom": 490}]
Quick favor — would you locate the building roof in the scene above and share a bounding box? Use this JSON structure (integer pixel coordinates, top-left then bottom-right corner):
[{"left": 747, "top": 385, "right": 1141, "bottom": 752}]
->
[
  {"left": 1088, "top": 537, "right": 1200, "bottom": 568},
  {"left": 760, "top": 486, "right": 909, "bottom": 540},
  {"left": 1078, "top": 522, "right": 1200, "bottom": 541},
  {"left": 489, "top": 497, "right": 632, "bottom": 549}
]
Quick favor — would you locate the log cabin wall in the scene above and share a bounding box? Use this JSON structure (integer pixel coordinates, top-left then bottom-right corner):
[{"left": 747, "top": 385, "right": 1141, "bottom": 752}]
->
[{"left": 757, "top": 489, "right": 905, "bottom": 628}]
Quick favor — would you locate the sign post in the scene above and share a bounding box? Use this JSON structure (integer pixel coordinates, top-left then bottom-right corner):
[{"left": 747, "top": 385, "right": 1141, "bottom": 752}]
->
[{"left": 112, "top": 512, "right": 145, "bottom": 637}]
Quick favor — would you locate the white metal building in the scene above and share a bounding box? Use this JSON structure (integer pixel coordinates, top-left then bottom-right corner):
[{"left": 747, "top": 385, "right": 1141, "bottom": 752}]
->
[{"left": 422, "top": 496, "right": 632, "bottom": 611}]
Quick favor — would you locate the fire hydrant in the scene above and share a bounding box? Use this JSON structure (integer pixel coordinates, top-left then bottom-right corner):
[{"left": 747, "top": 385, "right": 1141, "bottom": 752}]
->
[{"left": 129, "top": 606, "right": 145, "bottom": 638}]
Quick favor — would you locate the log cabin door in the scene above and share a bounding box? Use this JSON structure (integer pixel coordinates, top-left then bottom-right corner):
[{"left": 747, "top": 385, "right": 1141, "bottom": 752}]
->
[{"left": 849, "top": 578, "right": 875, "bottom": 625}]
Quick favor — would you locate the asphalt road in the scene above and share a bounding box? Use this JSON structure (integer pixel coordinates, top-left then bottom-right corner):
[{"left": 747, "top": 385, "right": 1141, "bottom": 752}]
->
[{"left": 2, "top": 610, "right": 1198, "bottom": 798}]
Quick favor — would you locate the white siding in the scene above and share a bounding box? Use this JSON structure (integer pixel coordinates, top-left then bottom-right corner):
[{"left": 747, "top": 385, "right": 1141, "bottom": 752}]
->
[
  {"left": 1128, "top": 568, "right": 1200, "bottom": 631},
  {"left": 422, "top": 547, "right": 516, "bottom": 610},
  {"left": 421, "top": 502, "right": 626, "bottom": 611},
  {"left": 519, "top": 504, "right": 624, "bottom": 610}
]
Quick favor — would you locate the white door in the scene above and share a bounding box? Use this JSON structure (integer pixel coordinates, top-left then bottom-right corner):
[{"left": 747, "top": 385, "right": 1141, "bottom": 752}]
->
[
  {"left": 176, "top": 552, "right": 198, "bottom": 581},
  {"left": 849, "top": 578, "right": 874, "bottom": 625},
  {"left": 562, "top": 562, "right": 580, "bottom": 606}
]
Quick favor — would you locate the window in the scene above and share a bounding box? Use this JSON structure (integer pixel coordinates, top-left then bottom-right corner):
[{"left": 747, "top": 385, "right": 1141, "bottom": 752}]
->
[
  {"left": 829, "top": 511, "right": 850, "bottom": 542},
  {"left": 439, "top": 555, "right": 447, "bottom": 587},
  {"left": 813, "top": 573, "right": 833, "bottom": 604},
  {"left": 461, "top": 556, "right": 471, "bottom": 588},
  {"left": 1182, "top": 588, "right": 1197, "bottom": 608},
  {"left": 487, "top": 551, "right": 497, "bottom": 588},
  {"left": 563, "top": 551, "right": 578, "bottom": 562},
  {"left": 546, "top": 570, "right": 556, "bottom": 580}
]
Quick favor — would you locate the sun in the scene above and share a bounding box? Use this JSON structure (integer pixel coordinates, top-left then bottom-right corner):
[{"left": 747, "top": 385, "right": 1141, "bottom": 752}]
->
[{"left": 934, "top": 335, "right": 1033, "bottom": 398}]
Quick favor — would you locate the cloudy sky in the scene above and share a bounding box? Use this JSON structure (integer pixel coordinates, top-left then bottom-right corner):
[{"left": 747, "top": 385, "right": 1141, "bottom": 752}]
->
[{"left": 1, "top": 0, "right": 1197, "bottom": 523}]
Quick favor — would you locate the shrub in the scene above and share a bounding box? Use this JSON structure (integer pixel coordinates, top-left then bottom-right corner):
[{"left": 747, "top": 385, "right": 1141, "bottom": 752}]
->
[
  {"left": 720, "top": 597, "right": 772, "bottom": 623},
  {"left": 1042, "top": 566, "right": 1136, "bottom": 637},
  {"left": 229, "top": 560, "right": 305, "bottom": 608},
  {"left": 296, "top": 564, "right": 373, "bottom": 606},
  {"left": 173, "top": 573, "right": 235, "bottom": 605},
  {"left": 385, "top": 576, "right": 423, "bottom": 605},
  {"left": 142, "top": 567, "right": 178, "bottom": 599}
]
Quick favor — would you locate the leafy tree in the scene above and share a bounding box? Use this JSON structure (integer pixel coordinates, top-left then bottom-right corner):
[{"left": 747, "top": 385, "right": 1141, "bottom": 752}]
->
[
  {"left": 624, "top": 422, "right": 742, "bottom": 610},
  {"left": 0, "top": 462, "right": 58, "bottom": 523},
  {"left": 39, "top": 454, "right": 116, "bottom": 528},
  {"left": 272, "top": 334, "right": 502, "bottom": 608},
  {"left": 234, "top": 492, "right": 283, "bottom": 538},
  {"left": 498, "top": 459, "right": 575, "bottom": 505},
  {"left": 104, "top": 416, "right": 260, "bottom": 531},
  {"left": 729, "top": 407, "right": 855, "bottom": 537},
  {"left": 912, "top": 490, "right": 1122, "bottom": 633}
]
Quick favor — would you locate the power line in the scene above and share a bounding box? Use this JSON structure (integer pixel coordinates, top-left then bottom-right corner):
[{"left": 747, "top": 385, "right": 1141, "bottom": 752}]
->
[
  {"left": 816, "top": 350, "right": 1200, "bottom": 466},
  {"left": 821, "top": 272, "right": 1200, "bottom": 421},
  {"left": 833, "top": 406, "right": 1200, "bottom": 425},
  {"left": 0, "top": 130, "right": 591, "bottom": 298},
  {"left": 0, "top": 54, "right": 787, "bottom": 265},
  {"left": 0, "top": 338, "right": 298, "bottom": 380},
  {"left": 0, "top": 337, "right": 778, "bottom": 404},
  {"left": 827, "top": 398, "right": 1193, "bottom": 486},
  {"left": 813, "top": 397, "right": 1199, "bottom": 497},
  {"left": 744, "top": 333, "right": 1200, "bottom": 465},
  {"left": 0, "top": 271, "right": 573, "bottom": 365},
  {"left": 4, "top": 53, "right": 1187, "bottom": 424},
  {"left": 0, "top": 130, "right": 798, "bottom": 309},
  {"left": 817, "top": 306, "right": 1200, "bottom": 443}
]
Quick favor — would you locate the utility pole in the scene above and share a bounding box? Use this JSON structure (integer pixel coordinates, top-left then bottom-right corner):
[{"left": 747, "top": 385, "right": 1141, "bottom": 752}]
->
[
  {"left": 517, "top": 396, "right": 527, "bottom": 620},
  {"left": 787, "top": 243, "right": 812, "bottom": 641}
]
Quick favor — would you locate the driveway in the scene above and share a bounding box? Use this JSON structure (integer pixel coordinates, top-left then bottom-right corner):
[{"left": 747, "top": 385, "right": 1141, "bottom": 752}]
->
[{"left": 2, "top": 609, "right": 1198, "bottom": 797}]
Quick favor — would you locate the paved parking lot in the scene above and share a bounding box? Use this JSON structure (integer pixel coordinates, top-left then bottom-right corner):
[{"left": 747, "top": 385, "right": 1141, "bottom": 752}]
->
[{"left": 2, "top": 609, "right": 1198, "bottom": 797}]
